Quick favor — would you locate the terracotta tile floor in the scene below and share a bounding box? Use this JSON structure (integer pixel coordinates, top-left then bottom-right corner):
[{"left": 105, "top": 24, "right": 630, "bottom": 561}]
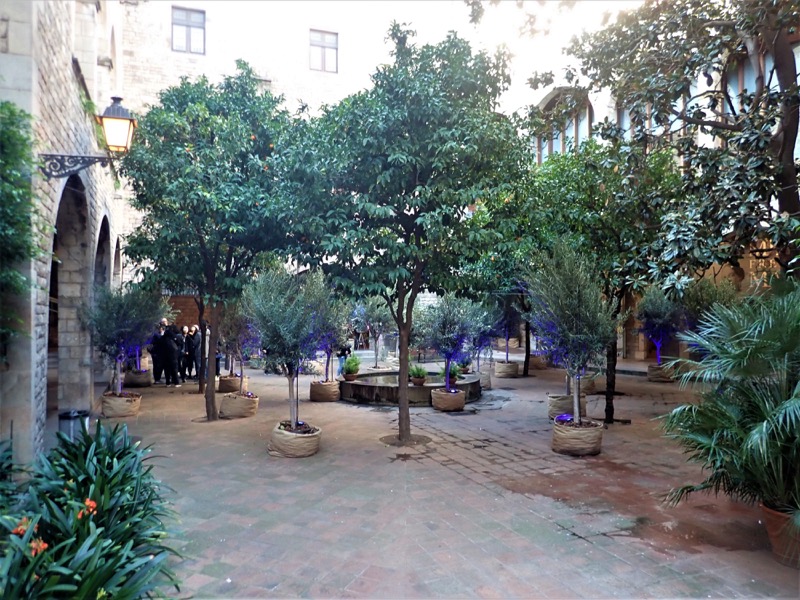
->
[{"left": 79, "top": 364, "right": 800, "bottom": 599}]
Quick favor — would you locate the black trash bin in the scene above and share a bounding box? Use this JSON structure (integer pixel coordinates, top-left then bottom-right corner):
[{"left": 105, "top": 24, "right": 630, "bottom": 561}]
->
[{"left": 58, "top": 409, "right": 90, "bottom": 440}]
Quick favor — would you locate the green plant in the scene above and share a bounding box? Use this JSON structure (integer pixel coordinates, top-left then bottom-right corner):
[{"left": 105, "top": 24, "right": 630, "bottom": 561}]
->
[
  {"left": 423, "top": 294, "right": 474, "bottom": 392},
  {"left": 408, "top": 364, "right": 427, "bottom": 379},
  {"left": 635, "top": 285, "right": 682, "bottom": 365},
  {"left": 680, "top": 278, "right": 739, "bottom": 331},
  {"left": 0, "top": 423, "right": 181, "bottom": 598},
  {"left": 522, "top": 240, "right": 618, "bottom": 424},
  {"left": 439, "top": 362, "right": 461, "bottom": 382},
  {"left": 662, "top": 281, "right": 800, "bottom": 533},
  {"left": 344, "top": 355, "right": 361, "bottom": 375}
]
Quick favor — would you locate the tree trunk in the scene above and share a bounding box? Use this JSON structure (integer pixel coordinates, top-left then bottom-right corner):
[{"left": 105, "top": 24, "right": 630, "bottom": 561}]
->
[
  {"left": 573, "top": 374, "right": 582, "bottom": 426},
  {"left": 114, "top": 358, "right": 123, "bottom": 395},
  {"left": 397, "top": 324, "right": 411, "bottom": 442},
  {"left": 325, "top": 351, "right": 332, "bottom": 381},
  {"left": 287, "top": 367, "right": 298, "bottom": 428},
  {"left": 605, "top": 338, "right": 617, "bottom": 424},
  {"left": 522, "top": 320, "right": 531, "bottom": 376},
  {"left": 204, "top": 304, "right": 222, "bottom": 421},
  {"left": 373, "top": 334, "right": 379, "bottom": 368},
  {"left": 195, "top": 298, "right": 206, "bottom": 394}
]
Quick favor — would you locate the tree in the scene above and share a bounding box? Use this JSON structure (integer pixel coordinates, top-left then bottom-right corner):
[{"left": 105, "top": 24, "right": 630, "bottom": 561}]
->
[
  {"left": 316, "top": 296, "right": 350, "bottom": 382},
  {"left": 635, "top": 286, "right": 682, "bottom": 366},
  {"left": 522, "top": 240, "right": 618, "bottom": 424},
  {"left": 243, "top": 267, "right": 329, "bottom": 429},
  {"left": 276, "top": 25, "right": 525, "bottom": 443},
  {"left": 0, "top": 102, "right": 46, "bottom": 369},
  {"left": 528, "top": 139, "right": 684, "bottom": 422},
  {"left": 561, "top": 0, "right": 800, "bottom": 269},
  {"left": 120, "top": 61, "right": 289, "bottom": 420},
  {"left": 422, "top": 294, "right": 474, "bottom": 392},
  {"left": 81, "top": 286, "right": 173, "bottom": 395},
  {"left": 217, "top": 299, "right": 261, "bottom": 392}
]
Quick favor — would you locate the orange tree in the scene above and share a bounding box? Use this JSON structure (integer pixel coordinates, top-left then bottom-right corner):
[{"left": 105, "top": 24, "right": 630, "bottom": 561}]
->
[
  {"left": 120, "top": 61, "right": 289, "bottom": 420},
  {"left": 275, "top": 24, "right": 526, "bottom": 443}
]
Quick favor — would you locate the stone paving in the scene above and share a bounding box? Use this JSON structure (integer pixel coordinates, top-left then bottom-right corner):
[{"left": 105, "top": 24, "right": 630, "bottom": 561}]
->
[{"left": 79, "top": 363, "right": 800, "bottom": 599}]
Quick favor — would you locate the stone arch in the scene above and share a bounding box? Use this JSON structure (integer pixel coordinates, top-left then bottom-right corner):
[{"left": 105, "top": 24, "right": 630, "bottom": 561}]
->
[
  {"left": 94, "top": 217, "right": 111, "bottom": 288},
  {"left": 112, "top": 239, "right": 122, "bottom": 288},
  {"left": 536, "top": 88, "right": 594, "bottom": 163},
  {"left": 48, "top": 175, "right": 93, "bottom": 413}
]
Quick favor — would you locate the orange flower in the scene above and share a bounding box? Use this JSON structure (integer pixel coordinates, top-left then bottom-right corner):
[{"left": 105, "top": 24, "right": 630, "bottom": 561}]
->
[
  {"left": 78, "top": 498, "right": 98, "bottom": 519},
  {"left": 29, "top": 538, "right": 48, "bottom": 557},
  {"left": 12, "top": 517, "right": 30, "bottom": 536},
  {"left": 250, "top": 134, "right": 256, "bottom": 140}
]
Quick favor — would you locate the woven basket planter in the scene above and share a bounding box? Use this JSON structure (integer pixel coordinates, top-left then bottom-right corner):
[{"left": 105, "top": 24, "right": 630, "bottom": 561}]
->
[
  {"left": 268, "top": 423, "right": 322, "bottom": 458},
  {"left": 547, "top": 393, "right": 587, "bottom": 420},
  {"left": 123, "top": 370, "right": 152, "bottom": 388},
  {"left": 219, "top": 393, "right": 259, "bottom": 419},
  {"left": 530, "top": 354, "right": 549, "bottom": 370},
  {"left": 101, "top": 392, "right": 141, "bottom": 418},
  {"left": 494, "top": 361, "right": 519, "bottom": 378},
  {"left": 479, "top": 372, "right": 492, "bottom": 390},
  {"left": 431, "top": 388, "right": 465, "bottom": 412},
  {"left": 761, "top": 504, "right": 800, "bottom": 568},
  {"left": 647, "top": 364, "right": 674, "bottom": 383},
  {"left": 218, "top": 376, "right": 246, "bottom": 393},
  {"left": 309, "top": 380, "right": 340, "bottom": 402},
  {"left": 551, "top": 420, "right": 603, "bottom": 456},
  {"left": 578, "top": 377, "right": 596, "bottom": 394}
]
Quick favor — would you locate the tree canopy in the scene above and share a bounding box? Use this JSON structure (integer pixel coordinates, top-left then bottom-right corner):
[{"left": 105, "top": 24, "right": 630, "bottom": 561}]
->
[{"left": 276, "top": 24, "right": 527, "bottom": 442}]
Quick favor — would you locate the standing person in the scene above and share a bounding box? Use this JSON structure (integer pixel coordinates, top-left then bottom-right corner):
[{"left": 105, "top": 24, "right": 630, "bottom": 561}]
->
[
  {"left": 186, "top": 324, "right": 201, "bottom": 380},
  {"left": 163, "top": 324, "right": 182, "bottom": 387},
  {"left": 180, "top": 325, "right": 191, "bottom": 381},
  {"left": 150, "top": 318, "right": 168, "bottom": 384},
  {"left": 336, "top": 344, "right": 351, "bottom": 379}
]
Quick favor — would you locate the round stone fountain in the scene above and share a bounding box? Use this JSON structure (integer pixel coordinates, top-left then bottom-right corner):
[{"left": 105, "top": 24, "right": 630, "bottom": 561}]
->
[{"left": 339, "top": 371, "right": 481, "bottom": 407}]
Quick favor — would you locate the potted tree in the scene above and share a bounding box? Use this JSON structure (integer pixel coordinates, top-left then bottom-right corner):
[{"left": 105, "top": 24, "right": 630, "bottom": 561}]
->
[
  {"left": 353, "top": 296, "right": 394, "bottom": 369},
  {"left": 81, "top": 285, "right": 172, "bottom": 418},
  {"left": 423, "top": 294, "right": 472, "bottom": 412},
  {"left": 217, "top": 301, "right": 261, "bottom": 418},
  {"left": 636, "top": 285, "right": 682, "bottom": 382},
  {"left": 310, "top": 297, "right": 349, "bottom": 402},
  {"left": 465, "top": 301, "right": 500, "bottom": 390},
  {"left": 243, "top": 267, "right": 326, "bottom": 457},
  {"left": 494, "top": 296, "right": 521, "bottom": 378},
  {"left": 662, "top": 281, "right": 800, "bottom": 568},
  {"left": 522, "top": 241, "right": 617, "bottom": 456}
]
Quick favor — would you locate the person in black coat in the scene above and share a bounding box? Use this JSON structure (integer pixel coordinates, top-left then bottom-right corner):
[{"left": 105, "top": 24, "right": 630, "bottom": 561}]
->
[
  {"left": 163, "top": 324, "right": 183, "bottom": 387},
  {"left": 186, "top": 324, "right": 201, "bottom": 380}
]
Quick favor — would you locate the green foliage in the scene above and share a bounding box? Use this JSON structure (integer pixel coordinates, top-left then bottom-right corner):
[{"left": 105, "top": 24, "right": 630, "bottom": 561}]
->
[
  {"left": 562, "top": 0, "right": 800, "bottom": 268},
  {"left": 408, "top": 364, "right": 428, "bottom": 379},
  {"left": 680, "top": 278, "right": 739, "bottom": 331},
  {"left": 439, "top": 362, "right": 462, "bottom": 383},
  {"left": 0, "top": 101, "right": 45, "bottom": 363},
  {"left": 0, "top": 423, "right": 180, "bottom": 598},
  {"left": 80, "top": 285, "right": 172, "bottom": 394},
  {"left": 422, "top": 294, "right": 475, "bottom": 391},
  {"left": 662, "top": 282, "right": 800, "bottom": 530},
  {"left": 635, "top": 286, "right": 682, "bottom": 364},
  {"left": 522, "top": 240, "right": 618, "bottom": 380},
  {"left": 343, "top": 355, "right": 361, "bottom": 375}
]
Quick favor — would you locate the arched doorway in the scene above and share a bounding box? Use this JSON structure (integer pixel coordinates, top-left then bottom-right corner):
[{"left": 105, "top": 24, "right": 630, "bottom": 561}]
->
[
  {"left": 94, "top": 218, "right": 111, "bottom": 288},
  {"left": 112, "top": 239, "right": 122, "bottom": 288},
  {"left": 47, "top": 175, "right": 93, "bottom": 415}
]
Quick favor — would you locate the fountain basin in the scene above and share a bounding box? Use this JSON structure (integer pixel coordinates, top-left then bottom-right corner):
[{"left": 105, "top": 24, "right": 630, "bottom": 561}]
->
[{"left": 339, "top": 371, "right": 481, "bottom": 407}]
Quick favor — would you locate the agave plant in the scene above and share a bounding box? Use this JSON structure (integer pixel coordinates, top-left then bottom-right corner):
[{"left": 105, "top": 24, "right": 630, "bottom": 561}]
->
[{"left": 662, "top": 281, "right": 800, "bottom": 531}]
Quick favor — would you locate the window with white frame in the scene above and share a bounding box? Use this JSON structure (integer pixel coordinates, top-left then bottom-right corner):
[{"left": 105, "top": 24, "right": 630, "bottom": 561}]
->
[
  {"left": 310, "top": 30, "right": 338, "bottom": 73},
  {"left": 172, "top": 7, "right": 205, "bottom": 54}
]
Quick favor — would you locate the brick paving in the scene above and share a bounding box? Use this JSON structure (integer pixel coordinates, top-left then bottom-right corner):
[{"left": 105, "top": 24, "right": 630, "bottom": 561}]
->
[{"left": 73, "top": 363, "right": 800, "bottom": 599}]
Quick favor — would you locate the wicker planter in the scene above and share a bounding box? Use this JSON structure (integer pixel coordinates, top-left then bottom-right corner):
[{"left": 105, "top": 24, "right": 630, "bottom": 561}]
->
[
  {"left": 530, "top": 354, "right": 549, "bottom": 370},
  {"left": 761, "top": 504, "right": 800, "bottom": 568},
  {"left": 309, "top": 380, "right": 340, "bottom": 402},
  {"left": 431, "top": 388, "right": 465, "bottom": 412},
  {"left": 479, "top": 371, "right": 492, "bottom": 390},
  {"left": 494, "top": 361, "right": 519, "bottom": 378},
  {"left": 219, "top": 392, "right": 259, "bottom": 419},
  {"left": 101, "top": 392, "right": 141, "bottom": 418},
  {"left": 459, "top": 366, "right": 471, "bottom": 374},
  {"left": 343, "top": 372, "right": 358, "bottom": 382},
  {"left": 218, "top": 376, "right": 246, "bottom": 393},
  {"left": 647, "top": 364, "right": 674, "bottom": 383},
  {"left": 410, "top": 377, "right": 427, "bottom": 386},
  {"left": 578, "top": 377, "right": 596, "bottom": 394},
  {"left": 547, "top": 393, "right": 587, "bottom": 420},
  {"left": 123, "top": 370, "right": 152, "bottom": 388},
  {"left": 551, "top": 419, "right": 603, "bottom": 456},
  {"left": 268, "top": 423, "right": 322, "bottom": 458}
]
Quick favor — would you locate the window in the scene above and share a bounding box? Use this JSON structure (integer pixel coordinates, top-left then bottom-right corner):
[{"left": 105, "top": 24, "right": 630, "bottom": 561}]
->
[
  {"left": 310, "top": 29, "right": 337, "bottom": 73},
  {"left": 172, "top": 7, "right": 205, "bottom": 54}
]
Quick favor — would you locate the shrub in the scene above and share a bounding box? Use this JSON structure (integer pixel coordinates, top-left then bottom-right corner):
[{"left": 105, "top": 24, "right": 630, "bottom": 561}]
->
[
  {"left": 0, "top": 423, "right": 181, "bottom": 598},
  {"left": 344, "top": 355, "right": 361, "bottom": 374},
  {"left": 408, "top": 364, "right": 427, "bottom": 379}
]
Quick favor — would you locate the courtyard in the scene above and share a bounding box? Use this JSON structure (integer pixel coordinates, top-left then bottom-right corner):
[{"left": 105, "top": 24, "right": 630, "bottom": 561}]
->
[{"left": 78, "top": 358, "right": 799, "bottom": 599}]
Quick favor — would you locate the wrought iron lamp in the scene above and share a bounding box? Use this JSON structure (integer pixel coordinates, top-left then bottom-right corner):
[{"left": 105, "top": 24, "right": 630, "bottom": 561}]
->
[{"left": 40, "top": 97, "right": 137, "bottom": 179}]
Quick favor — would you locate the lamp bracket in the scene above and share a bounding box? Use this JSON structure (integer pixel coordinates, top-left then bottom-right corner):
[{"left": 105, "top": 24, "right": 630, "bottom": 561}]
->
[{"left": 39, "top": 153, "right": 111, "bottom": 179}]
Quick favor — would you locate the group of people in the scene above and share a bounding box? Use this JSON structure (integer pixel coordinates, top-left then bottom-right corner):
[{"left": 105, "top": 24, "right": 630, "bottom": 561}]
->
[{"left": 149, "top": 318, "right": 201, "bottom": 387}]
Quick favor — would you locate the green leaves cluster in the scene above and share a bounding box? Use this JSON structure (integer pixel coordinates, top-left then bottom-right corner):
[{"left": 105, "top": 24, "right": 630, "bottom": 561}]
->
[
  {"left": 635, "top": 286, "right": 682, "bottom": 365},
  {"left": 0, "top": 423, "right": 180, "bottom": 598}
]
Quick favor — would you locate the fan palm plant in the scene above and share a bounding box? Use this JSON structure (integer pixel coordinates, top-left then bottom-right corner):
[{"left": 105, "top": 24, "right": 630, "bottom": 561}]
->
[{"left": 662, "top": 281, "right": 800, "bottom": 565}]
